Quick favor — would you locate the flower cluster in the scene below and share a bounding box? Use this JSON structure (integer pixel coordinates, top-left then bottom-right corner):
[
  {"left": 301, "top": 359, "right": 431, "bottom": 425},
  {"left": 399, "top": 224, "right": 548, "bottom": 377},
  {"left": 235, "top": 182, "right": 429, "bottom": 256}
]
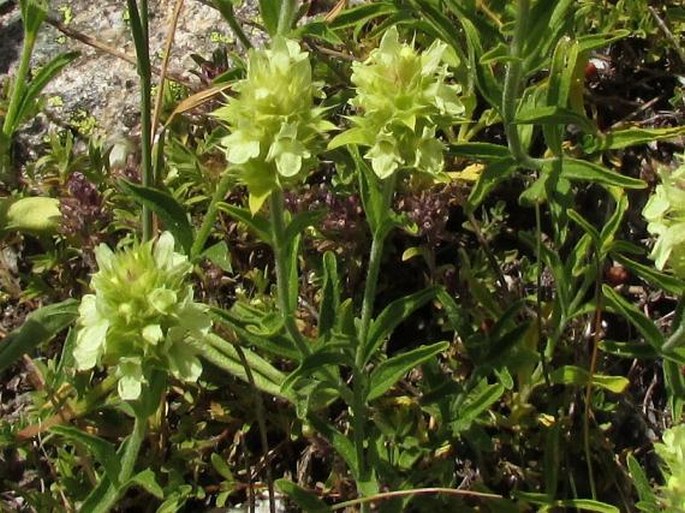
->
[
  {"left": 330, "top": 26, "right": 464, "bottom": 179},
  {"left": 73, "top": 232, "right": 211, "bottom": 401},
  {"left": 642, "top": 160, "right": 685, "bottom": 277},
  {"left": 654, "top": 424, "right": 685, "bottom": 511},
  {"left": 215, "top": 38, "right": 333, "bottom": 213}
]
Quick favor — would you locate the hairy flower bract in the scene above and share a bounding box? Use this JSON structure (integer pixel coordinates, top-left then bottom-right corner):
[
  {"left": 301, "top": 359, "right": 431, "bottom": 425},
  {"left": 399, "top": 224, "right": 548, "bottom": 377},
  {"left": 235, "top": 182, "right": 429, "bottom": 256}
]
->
[
  {"left": 330, "top": 26, "right": 465, "bottom": 179},
  {"left": 214, "top": 37, "right": 333, "bottom": 213},
  {"left": 655, "top": 424, "right": 685, "bottom": 511},
  {"left": 73, "top": 232, "right": 211, "bottom": 401},
  {"left": 642, "top": 159, "right": 685, "bottom": 277}
]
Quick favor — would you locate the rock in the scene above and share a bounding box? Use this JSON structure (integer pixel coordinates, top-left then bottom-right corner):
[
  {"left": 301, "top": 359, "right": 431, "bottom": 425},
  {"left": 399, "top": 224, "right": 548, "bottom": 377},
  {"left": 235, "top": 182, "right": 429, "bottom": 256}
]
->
[{"left": 0, "top": 0, "right": 264, "bottom": 140}]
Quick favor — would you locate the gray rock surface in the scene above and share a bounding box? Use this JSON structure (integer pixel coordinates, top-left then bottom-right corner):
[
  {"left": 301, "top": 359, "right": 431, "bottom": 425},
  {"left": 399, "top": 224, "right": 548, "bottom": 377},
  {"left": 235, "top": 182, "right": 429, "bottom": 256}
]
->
[{"left": 0, "top": 0, "right": 262, "bottom": 140}]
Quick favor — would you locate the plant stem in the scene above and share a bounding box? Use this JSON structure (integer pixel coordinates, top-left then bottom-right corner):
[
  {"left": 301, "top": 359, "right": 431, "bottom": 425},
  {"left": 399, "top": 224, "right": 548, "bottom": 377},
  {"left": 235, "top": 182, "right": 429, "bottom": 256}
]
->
[
  {"left": 269, "top": 189, "right": 309, "bottom": 356},
  {"left": 1, "top": 18, "right": 39, "bottom": 182},
  {"left": 583, "top": 251, "right": 603, "bottom": 500},
  {"left": 234, "top": 344, "right": 276, "bottom": 513},
  {"left": 502, "top": 0, "right": 539, "bottom": 171},
  {"left": 191, "top": 173, "right": 232, "bottom": 259},
  {"left": 354, "top": 173, "right": 397, "bottom": 511}
]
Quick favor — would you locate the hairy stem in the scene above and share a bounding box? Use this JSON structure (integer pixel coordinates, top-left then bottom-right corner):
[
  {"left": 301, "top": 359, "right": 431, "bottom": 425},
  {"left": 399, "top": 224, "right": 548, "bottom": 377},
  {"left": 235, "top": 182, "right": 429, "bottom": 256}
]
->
[
  {"left": 354, "top": 173, "right": 397, "bottom": 511},
  {"left": 270, "top": 189, "right": 309, "bottom": 356}
]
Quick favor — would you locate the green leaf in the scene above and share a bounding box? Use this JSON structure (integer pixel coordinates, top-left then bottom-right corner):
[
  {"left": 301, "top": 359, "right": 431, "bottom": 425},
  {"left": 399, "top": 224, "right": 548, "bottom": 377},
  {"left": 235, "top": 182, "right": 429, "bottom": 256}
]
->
[
  {"left": 210, "top": 304, "right": 299, "bottom": 360},
  {"left": 276, "top": 480, "right": 332, "bottom": 513},
  {"left": 257, "top": 0, "right": 280, "bottom": 35},
  {"left": 627, "top": 454, "right": 659, "bottom": 510},
  {"left": 318, "top": 252, "right": 339, "bottom": 340},
  {"left": 447, "top": 142, "right": 510, "bottom": 161},
  {"left": 552, "top": 499, "right": 619, "bottom": 513},
  {"left": 16, "top": 51, "right": 79, "bottom": 127},
  {"left": 368, "top": 341, "right": 448, "bottom": 401},
  {"left": 281, "top": 348, "right": 350, "bottom": 395},
  {"left": 200, "top": 241, "right": 232, "bottom": 272},
  {"left": 561, "top": 158, "right": 646, "bottom": 189},
  {"left": 128, "top": 468, "right": 164, "bottom": 499},
  {"left": 451, "top": 380, "right": 504, "bottom": 434},
  {"left": 328, "top": 127, "right": 371, "bottom": 150},
  {"left": 612, "top": 254, "right": 685, "bottom": 295},
  {"left": 577, "top": 30, "right": 630, "bottom": 52},
  {"left": 210, "top": 453, "right": 234, "bottom": 481},
  {"left": 599, "top": 341, "right": 659, "bottom": 360},
  {"left": 602, "top": 285, "right": 666, "bottom": 352},
  {"left": 515, "top": 105, "right": 595, "bottom": 135},
  {"left": 50, "top": 425, "right": 121, "bottom": 487},
  {"left": 364, "top": 287, "right": 438, "bottom": 365},
  {"left": 308, "top": 416, "right": 359, "bottom": 479},
  {"left": 196, "top": 333, "right": 292, "bottom": 400},
  {"left": 466, "top": 158, "right": 517, "bottom": 213},
  {"left": 568, "top": 209, "right": 601, "bottom": 245},
  {"left": 328, "top": 1, "right": 397, "bottom": 32},
  {"left": 284, "top": 210, "right": 324, "bottom": 245},
  {"left": 218, "top": 203, "right": 272, "bottom": 243},
  {"left": 549, "top": 365, "right": 629, "bottom": 393},
  {"left": 587, "top": 125, "right": 685, "bottom": 152},
  {"left": 118, "top": 180, "right": 194, "bottom": 254},
  {"left": 0, "top": 299, "right": 78, "bottom": 374}
]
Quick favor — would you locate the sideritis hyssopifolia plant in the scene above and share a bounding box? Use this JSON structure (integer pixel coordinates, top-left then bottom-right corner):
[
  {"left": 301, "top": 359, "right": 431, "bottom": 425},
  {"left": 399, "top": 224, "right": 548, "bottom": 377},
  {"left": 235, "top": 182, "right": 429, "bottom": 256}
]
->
[{"left": 73, "top": 231, "right": 211, "bottom": 401}]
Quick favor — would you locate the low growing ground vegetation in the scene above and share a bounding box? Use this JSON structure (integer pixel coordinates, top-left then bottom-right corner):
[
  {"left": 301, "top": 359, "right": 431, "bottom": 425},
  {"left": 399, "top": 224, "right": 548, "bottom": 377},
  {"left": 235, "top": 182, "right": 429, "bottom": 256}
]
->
[{"left": 1, "top": 0, "right": 685, "bottom": 512}]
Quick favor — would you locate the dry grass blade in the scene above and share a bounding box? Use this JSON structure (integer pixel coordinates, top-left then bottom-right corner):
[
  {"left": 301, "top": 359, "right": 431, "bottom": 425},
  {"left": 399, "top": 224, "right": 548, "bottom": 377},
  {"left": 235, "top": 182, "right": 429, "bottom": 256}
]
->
[{"left": 164, "top": 83, "right": 232, "bottom": 127}]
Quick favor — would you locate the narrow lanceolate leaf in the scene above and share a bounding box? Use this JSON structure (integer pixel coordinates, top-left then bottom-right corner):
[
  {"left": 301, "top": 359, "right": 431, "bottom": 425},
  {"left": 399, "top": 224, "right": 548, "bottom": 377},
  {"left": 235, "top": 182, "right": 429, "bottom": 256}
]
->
[
  {"left": 50, "top": 425, "right": 121, "bottom": 487},
  {"left": 276, "top": 480, "right": 332, "bottom": 513},
  {"left": 118, "top": 180, "right": 194, "bottom": 254},
  {"left": 128, "top": 468, "right": 164, "bottom": 499},
  {"left": 364, "top": 286, "right": 438, "bottom": 365},
  {"left": 307, "top": 416, "right": 359, "bottom": 478},
  {"left": 218, "top": 203, "right": 272, "bottom": 243},
  {"left": 367, "top": 341, "right": 449, "bottom": 401},
  {"left": 587, "top": 125, "right": 685, "bottom": 152},
  {"left": 16, "top": 51, "right": 79, "bottom": 126},
  {"left": 451, "top": 380, "right": 504, "bottom": 434},
  {"left": 195, "top": 334, "right": 290, "bottom": 400},
  {"left": 318, "top": 252, "right": 340, "bottom": 340},
  {"left": 602, "top": 285, "right": 666, "bottom": 352},
  {"left": 466, "top": 158, "right": 518, "bottom": 213},
  {"left": 561, "top": 159, "right": 646, "bottom": 189},
  {"left": 549, "top": 365, "right": 629, "bottom": 393},
  {"left": 0, "top": 299, "right": 78, "bottom": 374}
]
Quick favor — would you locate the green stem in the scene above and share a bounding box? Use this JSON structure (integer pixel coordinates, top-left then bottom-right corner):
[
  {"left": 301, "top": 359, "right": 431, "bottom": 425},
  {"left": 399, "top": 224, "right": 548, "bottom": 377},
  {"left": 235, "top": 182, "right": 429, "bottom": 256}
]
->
[
  {"left": 211, "top": 0, "right": 253, "bottom": 49},
  {"left": 191, "top": 173, "right": 233, "bottom": 259},
  {"left": 269, "top": 189, "right": 309, "bottom": 356},
  {"left": 2, "top": 34, "right": 35, "bottom": 138},
  {"left": 353, "top": 174, "right": 397, "bottom": 511},
  {"left": 358, "top": 175, "right": 397, "bottom": 346},
  {"left": 501, "top": 0, "right": 539, "bottom": 170}
]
